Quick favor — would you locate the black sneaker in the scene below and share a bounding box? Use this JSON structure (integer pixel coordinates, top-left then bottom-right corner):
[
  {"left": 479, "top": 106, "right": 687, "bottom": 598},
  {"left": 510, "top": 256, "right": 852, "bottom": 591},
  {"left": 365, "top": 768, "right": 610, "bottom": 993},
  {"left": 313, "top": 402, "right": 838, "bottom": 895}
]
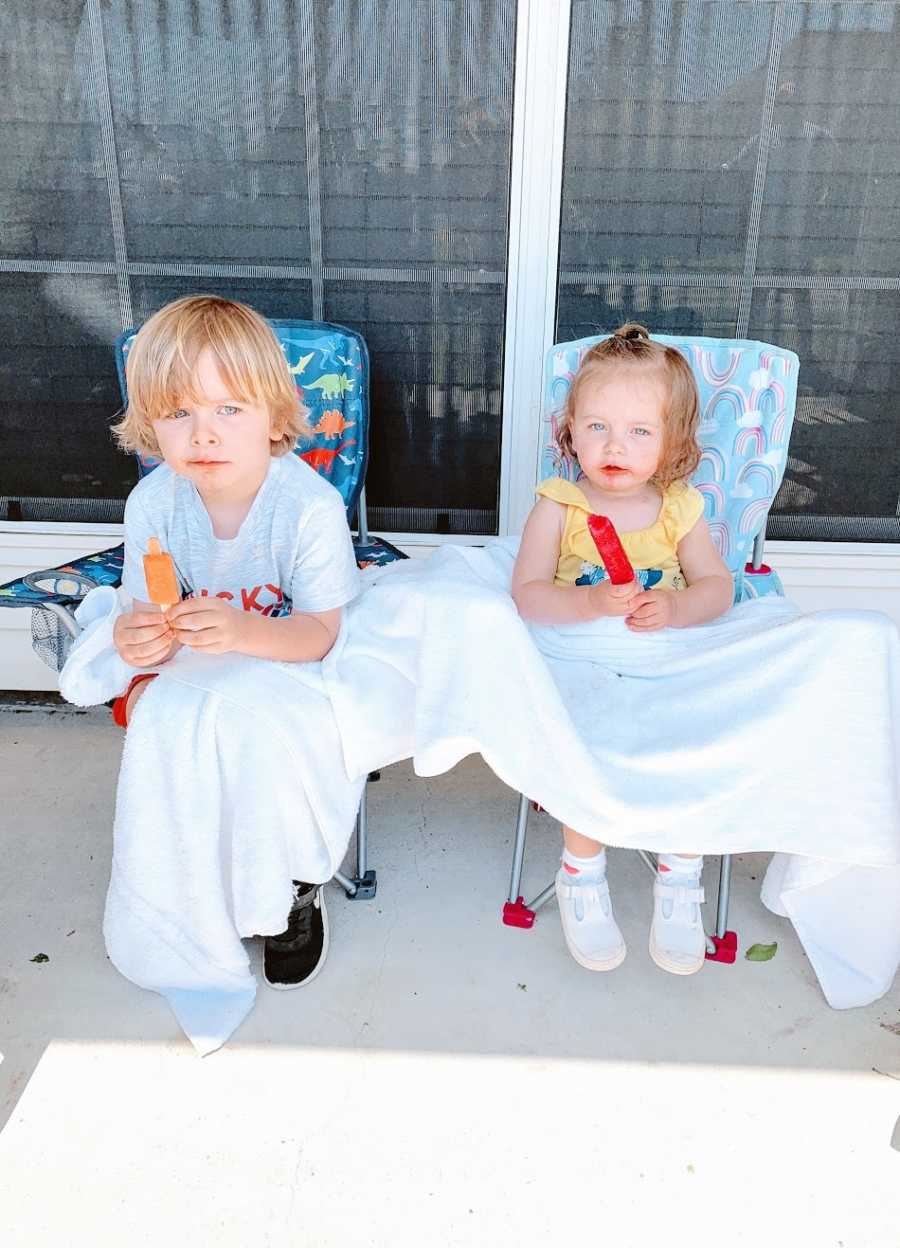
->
[{"left": 264, "top": 881, "right": 329, "bottom": 990}]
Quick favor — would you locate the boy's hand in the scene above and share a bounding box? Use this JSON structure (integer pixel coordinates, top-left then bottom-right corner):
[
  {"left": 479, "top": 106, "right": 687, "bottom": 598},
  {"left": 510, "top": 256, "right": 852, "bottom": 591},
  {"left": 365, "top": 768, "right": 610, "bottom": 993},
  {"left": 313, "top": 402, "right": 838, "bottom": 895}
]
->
[
  {"left": 587, "top": 577, "right": 641, "bottom": 618},
  {"left": 625, "top": 589, "right": 677, "bottom": 632},
  {"left": 166, "top": 597, "right": 248, "bottom": 654},
  {"left": 113, "top": 607, "right": 175, "bottom": 667}
]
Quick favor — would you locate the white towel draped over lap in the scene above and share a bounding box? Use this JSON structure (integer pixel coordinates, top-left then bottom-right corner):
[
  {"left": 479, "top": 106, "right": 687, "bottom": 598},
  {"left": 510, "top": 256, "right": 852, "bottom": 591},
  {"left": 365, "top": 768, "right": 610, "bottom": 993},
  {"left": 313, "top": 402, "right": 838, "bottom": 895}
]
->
[
  {"left": 60, "top": 538, "right": 900, "bottom": 1053},
  {"left": 325, "top": 539, "right": 900, "bottom": 1011},
  {"left": 61, "top": 588, "right": 364, "bottom": 1055}
]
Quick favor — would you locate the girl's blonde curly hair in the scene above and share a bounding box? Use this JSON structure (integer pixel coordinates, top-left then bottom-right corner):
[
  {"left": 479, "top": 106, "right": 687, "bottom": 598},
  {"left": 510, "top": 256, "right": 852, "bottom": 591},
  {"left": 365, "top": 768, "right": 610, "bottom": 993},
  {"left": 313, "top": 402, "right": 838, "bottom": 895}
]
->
[
  {"left": 557, "top": 323, "right": 701, "bottom": 490},
  {"left": 112, "top": 295, "right": 312, "bottom": 458}
]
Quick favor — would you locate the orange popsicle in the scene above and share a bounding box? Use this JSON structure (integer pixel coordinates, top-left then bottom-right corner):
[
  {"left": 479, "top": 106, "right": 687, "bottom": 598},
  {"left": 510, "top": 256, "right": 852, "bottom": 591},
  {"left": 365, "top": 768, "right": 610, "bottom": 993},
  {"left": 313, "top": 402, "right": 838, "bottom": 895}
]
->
[{"left": 143, "top": 537, "right": 180, "bottom": 609}]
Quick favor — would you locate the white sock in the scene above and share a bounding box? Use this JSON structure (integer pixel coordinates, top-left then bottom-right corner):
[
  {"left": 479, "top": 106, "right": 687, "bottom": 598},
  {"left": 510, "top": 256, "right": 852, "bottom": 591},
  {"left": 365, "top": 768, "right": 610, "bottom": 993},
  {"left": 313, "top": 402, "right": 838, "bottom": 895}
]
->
[
  {"left": 657, "top": 853, "right": 703, "bottom": 883},
  {"left": 561, "top": 847, "right": 607, "bottom": 884}
]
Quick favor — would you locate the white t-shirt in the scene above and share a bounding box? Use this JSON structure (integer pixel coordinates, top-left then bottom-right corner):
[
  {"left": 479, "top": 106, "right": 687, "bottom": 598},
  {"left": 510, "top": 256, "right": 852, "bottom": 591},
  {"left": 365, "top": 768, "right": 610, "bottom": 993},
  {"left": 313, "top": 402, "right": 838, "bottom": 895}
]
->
[{"left": 121, "top": 454, "right": 359, "bottom": 618}]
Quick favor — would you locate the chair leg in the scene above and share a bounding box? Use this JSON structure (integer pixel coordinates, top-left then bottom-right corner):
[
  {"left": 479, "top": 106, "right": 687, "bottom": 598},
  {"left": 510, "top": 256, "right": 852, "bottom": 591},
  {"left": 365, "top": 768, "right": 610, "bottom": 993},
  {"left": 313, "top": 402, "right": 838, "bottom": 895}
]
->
[
  {"left": 335, "top": 779, "right": 377, "bottom": 900},
  {"left": 716, "top": 852, "right": 732, "bottom": 938},
  {"left": 357, "top": 780, "right": 369, "bottom": 879},
  {"left": 502, "top": 794, "right": 536, "bottom": 927},
  {"left": 508, "top": 793, "right": 529, "bottom": 903},
  {"left": 502, "top": 794, "right": 560, "bottom": 927},
  {"left": 705, "top": 853, "right": 738, "bottom": 963}
]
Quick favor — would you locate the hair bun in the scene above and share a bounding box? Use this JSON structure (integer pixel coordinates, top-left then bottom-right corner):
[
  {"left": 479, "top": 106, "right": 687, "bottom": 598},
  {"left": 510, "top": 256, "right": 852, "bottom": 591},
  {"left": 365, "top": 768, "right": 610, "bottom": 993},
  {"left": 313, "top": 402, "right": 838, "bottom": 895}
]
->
[{"left": 614, "top": 322, "right": 650, "bottom": 342}]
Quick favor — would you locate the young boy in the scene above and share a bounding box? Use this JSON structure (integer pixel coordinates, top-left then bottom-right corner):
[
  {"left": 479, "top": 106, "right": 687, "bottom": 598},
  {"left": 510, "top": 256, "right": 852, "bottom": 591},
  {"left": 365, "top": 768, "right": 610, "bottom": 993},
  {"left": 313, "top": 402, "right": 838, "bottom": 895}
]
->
[{"left": 111, "top": 294, "right": 360, "bottom": 988}]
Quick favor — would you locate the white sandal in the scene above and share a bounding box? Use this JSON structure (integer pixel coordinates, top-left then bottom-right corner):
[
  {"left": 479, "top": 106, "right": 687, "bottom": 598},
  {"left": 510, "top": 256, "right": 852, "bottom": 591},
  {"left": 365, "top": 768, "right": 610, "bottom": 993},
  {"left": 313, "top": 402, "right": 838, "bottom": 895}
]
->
[
  {"left": 556, "top": 870, "right": 627, "bottom": 972},
  {"left": 649, "top": 878, "right": 706, "bottom": 975}
]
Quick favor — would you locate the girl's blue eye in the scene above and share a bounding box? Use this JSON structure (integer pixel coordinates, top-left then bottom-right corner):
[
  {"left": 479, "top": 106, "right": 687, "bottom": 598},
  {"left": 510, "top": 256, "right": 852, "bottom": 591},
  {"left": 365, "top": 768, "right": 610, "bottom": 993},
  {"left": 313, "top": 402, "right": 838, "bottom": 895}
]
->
[
  {"left": 218, "top": 405, "right": 239, "bottom": 416},
  {"left": 167, "top": 409, "right": 188, "bottom": 420}
]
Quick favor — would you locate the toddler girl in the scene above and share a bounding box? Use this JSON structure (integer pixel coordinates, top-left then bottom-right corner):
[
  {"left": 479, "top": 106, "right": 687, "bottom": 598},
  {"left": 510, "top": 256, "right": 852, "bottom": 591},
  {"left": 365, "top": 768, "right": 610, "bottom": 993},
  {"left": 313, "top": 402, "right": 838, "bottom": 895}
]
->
[{"left": 512, "top": 324, "right": 734, "bottom": 976}]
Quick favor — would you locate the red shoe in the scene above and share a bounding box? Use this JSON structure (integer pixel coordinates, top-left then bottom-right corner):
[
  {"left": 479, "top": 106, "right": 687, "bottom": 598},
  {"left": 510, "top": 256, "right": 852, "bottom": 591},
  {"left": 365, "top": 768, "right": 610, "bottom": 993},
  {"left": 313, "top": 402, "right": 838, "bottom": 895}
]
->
[{"left": 111, "top": 673, "right": 158, "bottom": 729}]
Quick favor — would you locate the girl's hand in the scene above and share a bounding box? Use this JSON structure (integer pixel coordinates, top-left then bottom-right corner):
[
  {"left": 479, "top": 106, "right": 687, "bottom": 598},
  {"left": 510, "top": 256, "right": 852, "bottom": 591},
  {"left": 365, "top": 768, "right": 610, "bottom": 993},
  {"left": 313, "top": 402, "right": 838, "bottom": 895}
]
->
[
  {"left": 166, "top": 596, "right": 248, "bottom": 654},
  {"left": 113, "top": 607, "right": 175, "bottom": 667},
  {"left": 625, "top": 589, "right": 677, "bottom": 631},
  {"left": 587, "top": 577, "right": 641, "bottom": 618}
]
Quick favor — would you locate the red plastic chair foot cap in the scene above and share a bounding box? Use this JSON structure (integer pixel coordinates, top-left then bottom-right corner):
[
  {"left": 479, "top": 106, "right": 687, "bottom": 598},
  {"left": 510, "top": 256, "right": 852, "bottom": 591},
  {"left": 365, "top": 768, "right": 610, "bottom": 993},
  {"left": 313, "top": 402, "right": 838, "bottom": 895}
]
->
[
  {"left": 706, "top": 931, "right": 738, "bottom": 963},
  {"left": 502, "top": 897, "right": 536, "bottom": 929}
]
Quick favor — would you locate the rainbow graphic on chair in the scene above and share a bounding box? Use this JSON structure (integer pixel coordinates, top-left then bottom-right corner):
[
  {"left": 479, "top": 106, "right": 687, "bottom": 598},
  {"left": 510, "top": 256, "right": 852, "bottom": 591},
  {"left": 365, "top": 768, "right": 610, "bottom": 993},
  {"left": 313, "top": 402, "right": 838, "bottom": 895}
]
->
[
  {"left": 704, "top": 386, "right": 748, "bottom": 428},
  {"left": 697, "top": 445, "right": 727, "bottom": 483},
  {"left": 734, "top": 426, "right": 768, "bottom": 457},
  {"left": 692, "top": 345, "right": 742, "bottom": 387},
  {"left": 696, "top": 481, "right": 726, "bottom": 519},
  {"left": 737, "top": 460, "right": 778, "bottom": 496}
]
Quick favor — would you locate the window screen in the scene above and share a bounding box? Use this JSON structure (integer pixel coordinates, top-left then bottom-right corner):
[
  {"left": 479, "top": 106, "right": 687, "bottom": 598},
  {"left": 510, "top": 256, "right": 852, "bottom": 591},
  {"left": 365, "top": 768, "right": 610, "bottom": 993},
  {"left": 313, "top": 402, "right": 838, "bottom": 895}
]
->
[
  {"left": 1, "top": 0, "right": 515, "bottom": 535},
  {"left": 557, "top": 1, "right": 900, "bottom": 542}
]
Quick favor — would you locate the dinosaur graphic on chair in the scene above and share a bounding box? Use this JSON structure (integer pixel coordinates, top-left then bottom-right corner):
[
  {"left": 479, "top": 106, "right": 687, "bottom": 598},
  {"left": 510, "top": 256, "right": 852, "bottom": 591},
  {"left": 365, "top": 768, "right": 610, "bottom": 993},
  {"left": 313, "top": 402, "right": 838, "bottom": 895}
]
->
[
  {"left": 304, "top": 373, "right": 355, "bottom": 400},
  {"left": 315, "top": 409, "right": 356, "bottom": 439},
  {"left": 299, "top": 440, "right": 357, "bottom": 471}
]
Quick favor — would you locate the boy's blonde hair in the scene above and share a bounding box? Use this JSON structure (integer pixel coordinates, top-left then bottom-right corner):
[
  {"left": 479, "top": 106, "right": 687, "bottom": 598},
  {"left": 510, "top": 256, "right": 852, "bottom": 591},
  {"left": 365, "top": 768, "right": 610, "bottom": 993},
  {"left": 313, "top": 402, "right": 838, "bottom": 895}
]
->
[
  {"left": 557, "top": 323, "right": 701, "bottom": 489},
  {"left": 112, "top": 295, "right": 312, "bottom": 458}
]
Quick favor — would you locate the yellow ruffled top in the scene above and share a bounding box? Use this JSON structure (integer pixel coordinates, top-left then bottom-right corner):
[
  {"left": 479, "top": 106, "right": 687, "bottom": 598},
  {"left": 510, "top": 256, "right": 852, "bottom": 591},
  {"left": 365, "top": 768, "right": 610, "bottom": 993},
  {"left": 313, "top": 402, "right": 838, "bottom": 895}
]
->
[{"left": 535, "top": 477, "right": 705, "bottom": 591}]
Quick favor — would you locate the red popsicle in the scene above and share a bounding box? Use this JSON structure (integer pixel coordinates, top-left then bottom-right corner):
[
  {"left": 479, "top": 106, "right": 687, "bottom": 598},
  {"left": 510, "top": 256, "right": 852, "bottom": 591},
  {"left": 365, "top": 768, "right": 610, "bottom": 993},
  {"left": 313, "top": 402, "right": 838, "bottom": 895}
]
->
[{"left": 587, "top": 514, "right": 635, "bottom": 585}]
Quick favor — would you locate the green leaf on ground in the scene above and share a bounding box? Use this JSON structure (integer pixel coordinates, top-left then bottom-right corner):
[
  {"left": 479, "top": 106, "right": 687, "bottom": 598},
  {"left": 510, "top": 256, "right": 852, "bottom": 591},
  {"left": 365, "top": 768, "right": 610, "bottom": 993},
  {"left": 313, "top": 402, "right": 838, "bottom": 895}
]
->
[
  {"left": 30, "top": 953, "right": 49, "bottom": 963},
  {"left": 745, "top": 942, "right": 777, "bottom": 962}
]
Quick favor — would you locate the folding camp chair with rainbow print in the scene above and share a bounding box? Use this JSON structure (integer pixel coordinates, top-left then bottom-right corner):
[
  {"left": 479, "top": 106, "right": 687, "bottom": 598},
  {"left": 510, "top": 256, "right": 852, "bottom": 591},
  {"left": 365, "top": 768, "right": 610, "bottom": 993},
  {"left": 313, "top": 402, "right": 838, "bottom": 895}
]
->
[
  {"left": 0, "top": 317, "right": 405, "bottom": 901},
  {"left": 501, "top": 332, "right": 799, "bottom": 963}
]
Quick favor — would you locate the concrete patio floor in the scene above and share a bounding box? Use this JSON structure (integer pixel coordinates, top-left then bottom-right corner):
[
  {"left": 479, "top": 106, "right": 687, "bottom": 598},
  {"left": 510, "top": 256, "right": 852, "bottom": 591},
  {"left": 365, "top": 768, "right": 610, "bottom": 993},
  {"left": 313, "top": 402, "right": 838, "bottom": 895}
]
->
[{"left": 1, "top": 699, "right": 899, "bottom": 1246}]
